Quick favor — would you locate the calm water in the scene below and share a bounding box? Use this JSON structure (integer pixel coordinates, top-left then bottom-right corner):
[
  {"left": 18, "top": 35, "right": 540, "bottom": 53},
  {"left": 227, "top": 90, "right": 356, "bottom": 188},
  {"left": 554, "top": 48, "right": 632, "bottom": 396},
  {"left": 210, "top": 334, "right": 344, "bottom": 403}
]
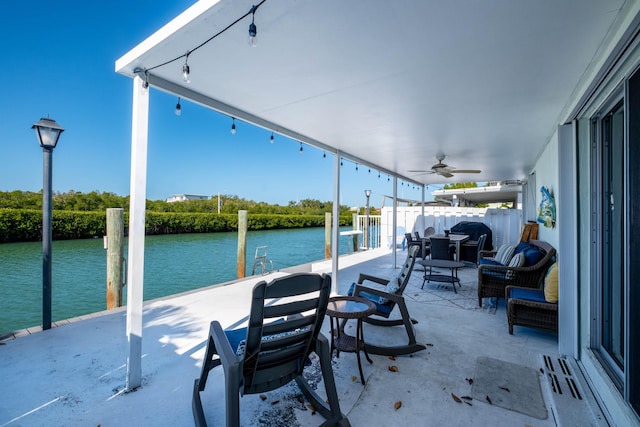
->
[{"left": 0, "top": 227, "right": 352, "bottom": 335}]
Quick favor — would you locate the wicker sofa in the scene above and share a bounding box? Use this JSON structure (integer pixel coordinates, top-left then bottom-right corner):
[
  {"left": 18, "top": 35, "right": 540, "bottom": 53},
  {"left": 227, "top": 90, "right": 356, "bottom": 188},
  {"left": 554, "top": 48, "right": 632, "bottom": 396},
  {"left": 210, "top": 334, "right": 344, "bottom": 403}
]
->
[{"left": 477, "top": 240, "right": 556, "bottom": 307}]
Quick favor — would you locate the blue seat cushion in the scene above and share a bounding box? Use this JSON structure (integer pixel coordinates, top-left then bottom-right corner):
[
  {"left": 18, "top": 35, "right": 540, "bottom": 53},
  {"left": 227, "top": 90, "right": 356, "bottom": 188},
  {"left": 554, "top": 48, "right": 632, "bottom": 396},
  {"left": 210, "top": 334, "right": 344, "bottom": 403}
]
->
[
  {"left": 224, "top": 326, "right": 247, "bottom": 356},
  {"left": 509, "top": 288, "right": 548, "bottom": 303},
  {"left": 228, "top": 319, "right": 311, "bottom": 365},
  {"left": 479, "top": 258, "right": 503, "bottom": 267},
  {"left": 348, "top": 283, "right": 393, "bottom": 315}
]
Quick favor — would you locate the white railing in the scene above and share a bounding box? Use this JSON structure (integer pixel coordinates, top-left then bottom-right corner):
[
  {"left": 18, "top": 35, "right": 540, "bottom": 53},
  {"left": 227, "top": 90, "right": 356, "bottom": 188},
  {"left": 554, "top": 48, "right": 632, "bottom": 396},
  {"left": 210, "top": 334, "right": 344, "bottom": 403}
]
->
[{"left": 355, "top": 214, "right": 382, "bottom": 249}]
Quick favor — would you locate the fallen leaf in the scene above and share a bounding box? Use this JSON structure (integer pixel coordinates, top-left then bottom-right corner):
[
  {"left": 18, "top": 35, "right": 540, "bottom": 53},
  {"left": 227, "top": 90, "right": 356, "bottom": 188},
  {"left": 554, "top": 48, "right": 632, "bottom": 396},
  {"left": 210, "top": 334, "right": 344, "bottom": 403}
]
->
[
  {"left": 394, "top": 401, "right": 402, "bottom": 410},
  {"left": 259, "top": 394, "right": 267, "bottom": 401},
  {"left": 388, "top": 365, "right": 399, "bottom": 372},
  {"left": 271, "top": 400, "right": 280, "bottom": 405},
  {"left": 388, "top": 355, "right": 396, "bottom": 361},
  {"left": 486, "top": 395, "right": 492, "bottom": 405},
  {"left": 296, "top": 395, "right": 304, "bottom": 403},
  {"left": 426, "top": 343, "right": 434, "bottom": 347},
  {"left": 499, "top": 386, "right": 510, "bottom": 392},
  {"left": 464, "top": 401, "right": 472, "bottom": 406},
  {"left": 460, "top": 396, "right": 472, "bottom": 401},
  {"left": 451, "top": 393, "right": 462, "bottom": 403},
  {"left": 306, "top": 404, "right": 316, "bottom": 415},
  {"left": 465, "top": 378, "right": 473, "bottom": 385},
  {"left": 351, "top": 376, "right": 358, "bottom": 382}
]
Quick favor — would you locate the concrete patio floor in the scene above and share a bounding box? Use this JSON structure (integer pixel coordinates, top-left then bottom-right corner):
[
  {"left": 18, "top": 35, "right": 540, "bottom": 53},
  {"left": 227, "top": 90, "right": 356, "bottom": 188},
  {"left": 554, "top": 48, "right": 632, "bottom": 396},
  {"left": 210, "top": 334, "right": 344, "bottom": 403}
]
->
[{"left": 0, "top": 248, "right": 561, "bottom": 426}]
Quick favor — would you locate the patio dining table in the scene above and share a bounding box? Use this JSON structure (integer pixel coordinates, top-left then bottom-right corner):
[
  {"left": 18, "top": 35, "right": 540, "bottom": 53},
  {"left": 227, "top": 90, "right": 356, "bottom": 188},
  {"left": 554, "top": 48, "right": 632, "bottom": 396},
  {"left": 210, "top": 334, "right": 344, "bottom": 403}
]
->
[{"left": 428, "top": 233, "right": 469, "bottom": 261}]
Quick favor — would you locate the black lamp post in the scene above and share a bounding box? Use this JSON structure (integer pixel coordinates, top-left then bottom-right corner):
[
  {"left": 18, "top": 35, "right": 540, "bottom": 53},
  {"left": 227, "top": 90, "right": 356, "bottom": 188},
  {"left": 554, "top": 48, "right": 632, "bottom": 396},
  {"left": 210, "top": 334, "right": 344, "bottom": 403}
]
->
[
  {"left": 364, "top": 189, "right": 371, "bottom": 249},
  {"left": 32, "top": 117, "right": 64, "bottom": 330}
]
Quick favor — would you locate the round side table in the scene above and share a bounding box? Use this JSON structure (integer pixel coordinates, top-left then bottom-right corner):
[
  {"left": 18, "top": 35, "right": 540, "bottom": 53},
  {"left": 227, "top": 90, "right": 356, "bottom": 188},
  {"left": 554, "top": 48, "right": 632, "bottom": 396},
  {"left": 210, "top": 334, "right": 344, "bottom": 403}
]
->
[{"left": 326, "top": 295, "right": 376, "bottom": 384}]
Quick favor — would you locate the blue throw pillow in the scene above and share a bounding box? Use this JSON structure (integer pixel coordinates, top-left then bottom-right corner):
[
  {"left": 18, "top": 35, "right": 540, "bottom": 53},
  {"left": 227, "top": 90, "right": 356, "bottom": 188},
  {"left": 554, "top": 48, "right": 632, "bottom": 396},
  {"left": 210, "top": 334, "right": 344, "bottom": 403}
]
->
[
  {"left": 514, "top": 241, "right": 532, "bottom": 254},
  {"left": 523, "top": 248, "right": 544, "bottom": 266}
]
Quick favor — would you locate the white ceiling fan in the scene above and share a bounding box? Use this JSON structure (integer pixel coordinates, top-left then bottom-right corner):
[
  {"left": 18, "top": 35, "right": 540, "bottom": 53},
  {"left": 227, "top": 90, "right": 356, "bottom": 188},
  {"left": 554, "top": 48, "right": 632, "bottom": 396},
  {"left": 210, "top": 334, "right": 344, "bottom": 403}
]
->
[{"left": 408, "top": 154, "right": 481, "bottom": 178}]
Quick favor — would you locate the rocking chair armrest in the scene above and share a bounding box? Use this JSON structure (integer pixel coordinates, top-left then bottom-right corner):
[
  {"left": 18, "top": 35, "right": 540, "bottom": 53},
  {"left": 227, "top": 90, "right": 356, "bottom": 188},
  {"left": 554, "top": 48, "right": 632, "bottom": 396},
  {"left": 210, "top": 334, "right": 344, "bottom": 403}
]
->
[
  {"left": 353, "top": 283, "right": 402, "bottom": 304},
  {"left": 209, "top": 321, "right": 241, "bottom": 368},
  {"left": 357, "top": 273, "right": 390, "bottom": 286}
]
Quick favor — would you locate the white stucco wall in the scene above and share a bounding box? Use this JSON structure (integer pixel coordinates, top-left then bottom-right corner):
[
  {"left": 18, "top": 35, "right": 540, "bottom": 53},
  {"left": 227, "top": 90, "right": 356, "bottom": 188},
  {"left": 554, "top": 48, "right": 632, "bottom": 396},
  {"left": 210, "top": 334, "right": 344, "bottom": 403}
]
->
[{"left": 532, "top": 131, "right": 560, "bottom": 250}]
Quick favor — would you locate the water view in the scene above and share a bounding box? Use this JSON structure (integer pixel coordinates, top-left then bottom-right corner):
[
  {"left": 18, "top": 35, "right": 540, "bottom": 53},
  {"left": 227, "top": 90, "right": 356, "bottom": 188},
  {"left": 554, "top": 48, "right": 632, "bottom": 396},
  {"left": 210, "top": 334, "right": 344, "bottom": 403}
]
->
[{"left": 0, "top": 227, "right": 352, "bottom": 335}]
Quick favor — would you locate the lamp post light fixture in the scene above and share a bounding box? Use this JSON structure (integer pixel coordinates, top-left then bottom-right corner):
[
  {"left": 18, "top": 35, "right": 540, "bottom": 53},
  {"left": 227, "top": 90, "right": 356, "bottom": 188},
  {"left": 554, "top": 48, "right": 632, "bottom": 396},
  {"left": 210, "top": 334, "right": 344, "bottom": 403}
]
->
[
  {"left": 364, "top": 189, "right": 372, "bottom": 249},
  {"left": 32, "top": 117, "right": 64, "bottom": 330}
]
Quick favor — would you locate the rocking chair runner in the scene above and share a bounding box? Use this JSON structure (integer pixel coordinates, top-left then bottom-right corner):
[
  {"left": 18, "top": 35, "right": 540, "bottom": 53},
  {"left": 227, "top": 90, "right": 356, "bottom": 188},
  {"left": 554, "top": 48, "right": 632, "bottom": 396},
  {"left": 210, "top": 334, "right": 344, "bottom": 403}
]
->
[
  {"left": 193, "top": 273, "right": 350, "bottom": 427},
  {"left": 346, "top": 245, "right": 426, "bottom": 356}
]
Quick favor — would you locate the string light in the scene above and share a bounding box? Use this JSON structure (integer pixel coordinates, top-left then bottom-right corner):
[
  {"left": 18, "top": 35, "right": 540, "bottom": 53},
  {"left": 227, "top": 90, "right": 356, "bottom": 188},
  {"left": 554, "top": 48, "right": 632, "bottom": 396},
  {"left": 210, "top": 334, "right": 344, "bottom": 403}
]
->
[
  {"left": 248, "top": 5, "right": 258, "bottom": 47},
  {"left": 270, "top": 132, "right": 274, "bottom": 144},
  {"left": 355, "top": 163, "right": 359, "bottom": 172},
  {"left": 175, "top": 97, "right": 181, "bottom": 116},
  {"left": 378, "top": 172, "right": 381, "bottom": 178},
  {"left": 299, "top": 143, "right": 303, "bottom": 154},
  {"left": 230, "top": 117, "right": 236, "bottom": 134},
  {"left": 323, "top": 152, "right": 326, "bottom": 158},
  {"left": 140, "top": 1, "right": 267, "bottom": 89},
  {"left": 182, "top": 52, "right": 191, "bottom": 83}
]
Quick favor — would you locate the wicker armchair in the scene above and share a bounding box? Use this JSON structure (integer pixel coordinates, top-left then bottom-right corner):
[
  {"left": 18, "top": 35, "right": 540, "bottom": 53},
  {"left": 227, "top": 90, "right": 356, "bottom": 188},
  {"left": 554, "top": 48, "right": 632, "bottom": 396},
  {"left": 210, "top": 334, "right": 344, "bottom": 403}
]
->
[
  {"left": 477, "top": 240, "right": 556, "bottom": 307},
  {"left": 506, "top": 285, "right": 558, "bottom": 334}
]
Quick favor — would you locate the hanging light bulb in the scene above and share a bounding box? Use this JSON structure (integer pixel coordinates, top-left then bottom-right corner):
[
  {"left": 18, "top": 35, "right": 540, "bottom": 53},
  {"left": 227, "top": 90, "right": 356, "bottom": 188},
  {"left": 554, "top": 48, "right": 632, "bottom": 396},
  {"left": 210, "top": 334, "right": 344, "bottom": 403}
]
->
[
  {"left": 230, "top": 118, "right": 236, "bottom": 134},
  {"left": 355, "top": 163, "right": 359, "bottom": 172},
  {"left": 248, "top": 5, "right": 258, "bottom": 47},
  {"left": 270, "top": 132, "right": 274, "bottom": 144},
  {"left": 299, "top": 143, "right": 303, "bottom": 154},
  {"left": 182, "top": 52, "right": 191, "bottom": 83},
  {"left": 175, "top": 97, "right": 181, "bottom": 116},
  {"left": 323, "top": 152, "right": 326, "bottom": 158}
]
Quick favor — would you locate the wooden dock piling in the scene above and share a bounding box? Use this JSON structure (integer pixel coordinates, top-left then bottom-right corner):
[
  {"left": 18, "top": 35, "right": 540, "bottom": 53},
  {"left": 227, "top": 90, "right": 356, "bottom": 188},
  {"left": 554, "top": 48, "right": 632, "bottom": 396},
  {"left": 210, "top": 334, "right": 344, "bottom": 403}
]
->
[
  {"left": 106, "top": 208, "right": 124, "bottom": 309},
  {"left": 325, "top": 213, "right": 331, "bottom": 259},
  {"left": 237, "top": 210, "right": 247, "bottom": 279}
]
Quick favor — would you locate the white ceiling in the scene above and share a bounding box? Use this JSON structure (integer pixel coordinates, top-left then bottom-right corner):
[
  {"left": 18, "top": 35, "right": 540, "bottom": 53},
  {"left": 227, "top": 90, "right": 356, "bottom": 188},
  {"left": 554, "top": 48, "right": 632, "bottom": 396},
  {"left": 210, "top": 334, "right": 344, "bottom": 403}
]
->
[{"left": 116, "top": 0, "right": 631, "bottom": 185}]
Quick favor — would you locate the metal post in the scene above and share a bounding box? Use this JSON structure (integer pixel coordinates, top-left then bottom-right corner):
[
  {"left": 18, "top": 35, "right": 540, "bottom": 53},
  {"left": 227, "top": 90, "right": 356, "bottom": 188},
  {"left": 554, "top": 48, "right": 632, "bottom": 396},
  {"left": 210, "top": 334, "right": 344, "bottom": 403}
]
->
[{"left": 42, "top": 147, "right": 53, "bottom": 330}]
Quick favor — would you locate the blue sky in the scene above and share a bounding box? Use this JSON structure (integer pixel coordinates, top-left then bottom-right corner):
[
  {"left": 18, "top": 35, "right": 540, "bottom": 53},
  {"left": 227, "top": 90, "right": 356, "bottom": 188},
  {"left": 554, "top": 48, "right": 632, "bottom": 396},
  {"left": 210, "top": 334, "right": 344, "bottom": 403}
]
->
[{"left": 0, "top": 1, "right": 431, "bottom": 208}]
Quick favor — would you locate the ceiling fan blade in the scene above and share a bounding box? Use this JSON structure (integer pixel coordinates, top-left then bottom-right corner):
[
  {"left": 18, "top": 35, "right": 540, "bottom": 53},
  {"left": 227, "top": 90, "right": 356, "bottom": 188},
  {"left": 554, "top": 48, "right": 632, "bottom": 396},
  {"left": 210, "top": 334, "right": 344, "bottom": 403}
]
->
[
  {"left": 450, "top": 169, "right": 481, "bottom": 174},
  {"left": 408, "top": 170, "right": 435, "bottom": 175},
  {"left": 439, "top": 171, "right": 454, "bottom": 178}
]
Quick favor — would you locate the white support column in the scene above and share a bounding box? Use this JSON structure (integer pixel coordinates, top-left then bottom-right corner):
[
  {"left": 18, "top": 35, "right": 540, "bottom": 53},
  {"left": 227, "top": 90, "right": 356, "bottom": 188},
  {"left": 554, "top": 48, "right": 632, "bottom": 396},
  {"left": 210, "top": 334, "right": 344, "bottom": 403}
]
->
[
  {"left": 558, "top": 122, "right": 578, "bottom": 358},
  {"left": 421, "top": 185, "right": 426, "bottom": 230},
  {"left": 393, "top": 176, "right": 398, "bottom": 269},
  {"left": 125, "top": 75, "right": 149, "bottom": 390},
  {"left": 331, "top": 151, "right": 341, "bottom": 294}
]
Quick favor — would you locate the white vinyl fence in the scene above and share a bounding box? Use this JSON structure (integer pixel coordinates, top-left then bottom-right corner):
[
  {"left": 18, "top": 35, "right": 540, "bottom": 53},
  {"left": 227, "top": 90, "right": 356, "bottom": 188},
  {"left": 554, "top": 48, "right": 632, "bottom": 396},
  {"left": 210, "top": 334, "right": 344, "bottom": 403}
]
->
[{"left": 358, "top": 207, "right": 522, "bottom": 250}]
